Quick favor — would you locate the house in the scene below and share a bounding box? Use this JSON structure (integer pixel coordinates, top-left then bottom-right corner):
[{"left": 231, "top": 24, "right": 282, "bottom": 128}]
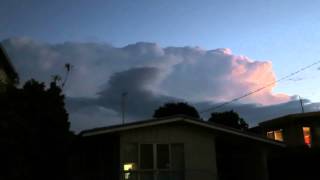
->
[
  {"left": 251, "top": 111, "right": 320, "bottom": 148},
  {"left": 72, "top": 115, "right": 284, "bottom": 180},
  {"left": 251, "top": 112, "right": 320, "bottom": 180},
  {"left": 0, "top": 44, "right": 18, "bottom": 91}
]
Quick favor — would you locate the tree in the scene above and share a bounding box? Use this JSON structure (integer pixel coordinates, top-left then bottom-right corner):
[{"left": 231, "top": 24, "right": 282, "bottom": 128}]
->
[
  {"left": 153, "top": 102, "right": 200, "bottom": 118},
  {"left": 0, "top": 79, "right": 73, "bottom": 180},
  {"left": 208, "top": 110, "right": 248, "bottom": 130}
]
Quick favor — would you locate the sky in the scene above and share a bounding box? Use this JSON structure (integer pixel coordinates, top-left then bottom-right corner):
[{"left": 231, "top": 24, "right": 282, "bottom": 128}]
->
[{"left": 1, "top": 0, "right": 320, "bottom": 131}]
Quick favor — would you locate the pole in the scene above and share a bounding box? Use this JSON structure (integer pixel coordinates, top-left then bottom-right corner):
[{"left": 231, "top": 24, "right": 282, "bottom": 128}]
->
[
  {"left": 121, "top": 92, "right": 128, "bottom": 124},
  {"left": 299, "top": 96, "right": 305, "bottom": 113}
]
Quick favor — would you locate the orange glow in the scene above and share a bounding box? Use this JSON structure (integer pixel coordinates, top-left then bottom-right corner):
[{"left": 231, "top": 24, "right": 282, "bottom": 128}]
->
[
  {"left": 302, "top": 127, "right": 311, "bottom": 147},
  {"left": 274, "top": 129, "right": 284, "bottom": 142}
]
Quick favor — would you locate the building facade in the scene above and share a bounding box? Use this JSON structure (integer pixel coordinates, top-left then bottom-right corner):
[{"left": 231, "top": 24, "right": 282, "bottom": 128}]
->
[
  {"left": 72, "top": 116, "right": 284, "bottom": 180},
  {"left": 252, "top": 112, "right": 320, "bottom": 148}
]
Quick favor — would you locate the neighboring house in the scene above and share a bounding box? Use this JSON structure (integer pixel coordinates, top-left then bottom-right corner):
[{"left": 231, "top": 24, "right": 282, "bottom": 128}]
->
[
  {"left": 0, "top": 44, "right": 18, "bottom": 91},
  {"left": 251, "top": 111, "right": 320, "bottom": 148},
  {"left": 72, "top": 115, "right": 284, "bottom": 180}
]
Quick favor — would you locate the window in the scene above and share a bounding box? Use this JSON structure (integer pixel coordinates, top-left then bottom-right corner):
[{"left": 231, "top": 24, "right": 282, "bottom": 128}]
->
[
  {"left": 274, "top": 130, "right": 284, "bottom": 141},
  {"left": 137, "top": 143, "right": 185, "bottom": 180},
  {"left": 140, "top": 144, "right": 154, "bottom": 169},
  {"left": 156, "top": 144, "right": 170, "bottom": 169},
  {"left": 171, "top": 144, "right": 185, "bottom": 170},
  {"left": 266, "top": 129, "right": 283, "bottom": 142},
  {"left": 302, "top": 127, "right": 312, "bottom": 147},
  {"left": 267, "top": 131, "right": 274, "bottom": 139}
]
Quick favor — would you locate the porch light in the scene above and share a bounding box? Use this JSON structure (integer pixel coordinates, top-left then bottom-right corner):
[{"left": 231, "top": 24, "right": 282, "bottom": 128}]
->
[{"left": 124, "top": 163, "right": 135, "bottom": 171}]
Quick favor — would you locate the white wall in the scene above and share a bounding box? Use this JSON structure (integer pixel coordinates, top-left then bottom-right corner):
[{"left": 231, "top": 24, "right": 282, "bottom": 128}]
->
[{"left": 119, "top": 122, "right": 218, "bottom": 180}]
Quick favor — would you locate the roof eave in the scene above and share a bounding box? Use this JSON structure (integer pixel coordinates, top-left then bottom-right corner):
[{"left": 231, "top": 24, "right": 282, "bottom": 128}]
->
[{"left": 81, "top": 116, "right": 285, "bottom": 147}]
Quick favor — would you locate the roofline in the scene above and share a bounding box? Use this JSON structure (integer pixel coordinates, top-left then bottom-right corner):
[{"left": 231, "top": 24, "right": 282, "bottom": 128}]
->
[
  {"left": 183, "top": 119, "right": 284, "bottom": 146},
  {"left": 81, "top": 116, "right": 285, "bottom": 147},
  {"left": 81, "top": 116, "right": 183, "bottom": 136},
  {"left": 259, "top": 111, "right": 320, "bottom": 126}
]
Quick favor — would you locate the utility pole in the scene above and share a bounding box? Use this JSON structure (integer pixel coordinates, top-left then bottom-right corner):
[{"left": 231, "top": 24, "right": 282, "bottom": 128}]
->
[
  {"left": 299, "top": 95, "right": 305, "bottom": 113},
  {"left": 121, "top": 92, "right": 128, "bottom": 124}
]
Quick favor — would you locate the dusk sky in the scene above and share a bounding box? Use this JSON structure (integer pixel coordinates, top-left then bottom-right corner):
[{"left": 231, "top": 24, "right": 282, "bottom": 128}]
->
[{"left": 1, "top": 0, "right": 320, "bottom": 131}]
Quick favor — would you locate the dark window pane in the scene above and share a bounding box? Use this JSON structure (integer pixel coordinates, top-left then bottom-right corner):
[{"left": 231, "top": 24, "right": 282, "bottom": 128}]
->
[
  {"left": 157, "top": 171, "right": 171, "bottom": 180},
  {"left": 171, "top": 144, "right": 184, "bottom": 170},
  {"left": 140, "top": 172, "right": 154, "bottom": 180},
  {"left": 157, "top": 144, "right": 170, "bottom": 169},
  {"left": 171, "top": 144, "right": 185, "bottom": 180},
  {"left": 140, "top": 144, "right": 153, "bottom": 169},
  {"left": 124, "top": 143, "right": 138, "bottom": 164}
]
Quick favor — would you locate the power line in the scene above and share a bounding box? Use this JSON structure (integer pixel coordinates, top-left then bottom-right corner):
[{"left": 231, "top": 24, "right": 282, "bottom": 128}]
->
[{"left": 199, "top": 60, "right": 320, "bottom": 114}]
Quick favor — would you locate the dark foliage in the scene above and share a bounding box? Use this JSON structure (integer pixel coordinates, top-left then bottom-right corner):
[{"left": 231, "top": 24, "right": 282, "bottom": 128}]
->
[
  {"left": 208, "top": 110, "right": 248, "bottom": 130},
  {"left": 0, "top": 79, "right": 73, "bottom": 180},
  {"left": 153, "top": 102, "right": 200, "bottom": 118}
]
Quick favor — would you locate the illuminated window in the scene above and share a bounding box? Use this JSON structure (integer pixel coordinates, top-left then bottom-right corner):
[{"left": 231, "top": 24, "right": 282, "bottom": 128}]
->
[
  {"left": 123, "top": 163, "right": 136, "bottom": 180},
  {"left": 266, "top": 129, "right": 283, "bottom": 142},
  {"left": 302, "top": 127, "right": 312, "bottom": 147},
  {"left": 274, "top": 130, "right": 284, "bottom": 142},
  {"left": 124, "top": 163, "right": 135, "bottom": 171},
  {"left": 267, "top": 131, "right": 274, "bottom": 139}
]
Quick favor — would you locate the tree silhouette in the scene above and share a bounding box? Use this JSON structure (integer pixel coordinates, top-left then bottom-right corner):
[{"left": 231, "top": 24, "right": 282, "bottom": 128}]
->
[
  {"left": 153, "top": 102, "right": 200, "bottom": 118},
  {"left": 51, "top": 74, "right": 62, "bottom": 84},
  {"left": 0, "top": 79, "right": 72, "bottom": 180},
  {"left": 208, "top": 110, "right": 248, "bottom": 130}
]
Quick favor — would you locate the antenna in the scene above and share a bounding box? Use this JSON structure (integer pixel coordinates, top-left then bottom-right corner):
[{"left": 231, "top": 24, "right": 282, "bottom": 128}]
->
[
  {"left": 62, "top": 63, "right": 73, "bottom": 89},
  {"left": 121, "top": 92, "right": 128, "bottom": 124},
  {"left": 299, "top": 96, "right": 305, "bottom": 113}
]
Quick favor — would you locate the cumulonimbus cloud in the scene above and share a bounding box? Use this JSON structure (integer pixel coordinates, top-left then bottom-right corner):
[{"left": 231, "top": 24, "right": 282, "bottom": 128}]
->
[
  {"left": 2, "top": 37, "right": 300, "bottom": 131},
  {"left": 3, "top": 37, "right": 289, "bottom": 104}
]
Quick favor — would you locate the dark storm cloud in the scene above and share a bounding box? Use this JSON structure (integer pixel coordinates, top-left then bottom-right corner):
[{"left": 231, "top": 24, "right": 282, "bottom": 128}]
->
[
  {"left": 96, "top": 67, "right": 180, "bottom": 118},
  {"left": 66, "top": 67, "right": 180, "bottom": 127}
]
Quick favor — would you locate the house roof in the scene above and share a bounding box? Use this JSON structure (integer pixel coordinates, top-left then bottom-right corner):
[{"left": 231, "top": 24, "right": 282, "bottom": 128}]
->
[
  {"left": 80, "top": 115, "right": 285, "bottom": 147},
  {"left": 0, "top": 44, "right": 18, "bottom": 83},
  {"left": 259, "top": 111, "right": 320, "bottom": 127}
]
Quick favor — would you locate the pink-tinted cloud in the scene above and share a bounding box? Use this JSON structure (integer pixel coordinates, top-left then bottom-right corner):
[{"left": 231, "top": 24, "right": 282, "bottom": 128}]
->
[
  {"left": 161, "top": 48, "right": 290, "bottom": 105},
  {"left": 2, "top": 38, "right": 295, "bottom": 131},
  {"left": 3, "top": 38, "right": 290, "bottom": 105}
]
